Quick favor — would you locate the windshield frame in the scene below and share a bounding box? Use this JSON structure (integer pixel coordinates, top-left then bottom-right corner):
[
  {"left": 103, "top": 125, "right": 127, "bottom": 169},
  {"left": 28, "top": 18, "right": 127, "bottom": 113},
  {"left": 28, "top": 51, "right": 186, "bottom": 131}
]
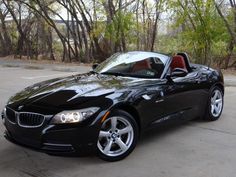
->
[{"left": 95, "top": 51, "right": 171, "bottom": 79}]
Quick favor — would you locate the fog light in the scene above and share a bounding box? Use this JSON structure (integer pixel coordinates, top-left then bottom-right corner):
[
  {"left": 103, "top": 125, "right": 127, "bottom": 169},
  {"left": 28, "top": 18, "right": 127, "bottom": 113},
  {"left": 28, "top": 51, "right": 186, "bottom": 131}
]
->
[
  {"left": 2, "top": 117, "right": 5, "bottom": 125},
  {"left": 2, "top": 108, "right": 6, "bottom": 125}
]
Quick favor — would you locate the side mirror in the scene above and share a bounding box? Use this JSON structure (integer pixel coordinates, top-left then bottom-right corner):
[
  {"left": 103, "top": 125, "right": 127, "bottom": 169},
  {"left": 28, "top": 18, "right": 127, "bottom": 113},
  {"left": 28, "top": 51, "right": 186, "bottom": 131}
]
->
[
  {"left": 171, "top": 68, "right": 188, "bottom": 77},
  {"left": 92, "top": 63, "right": 99, "bottom": 70},
  {"left": 166, "top": 68, "right": 188, "bottom": 82}
]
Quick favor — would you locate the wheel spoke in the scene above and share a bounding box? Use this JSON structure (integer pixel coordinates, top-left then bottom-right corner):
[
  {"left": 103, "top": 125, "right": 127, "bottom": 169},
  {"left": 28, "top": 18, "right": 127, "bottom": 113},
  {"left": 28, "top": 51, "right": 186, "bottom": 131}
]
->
[
  {"left": 211, "top": 98, "right": 215, "bottom": 104},
  {"left": 119, "top": 125, "right": 132, "bottom": 135},
  {"left": 215, "top": 99, "right": 222, "bottom": 104},
  {"left": 216, "top": 104, "right": 222, "bottom": 113},
  {"left": 214, "top": 105, "right": 218, "bottom": 113},
  {"left": 211, "top": 104, "right": 215, "bottom": 113},
  {"left": 103, "top": 139, "right": 113, "bottom": 154},
  {"left": 99, "top": 131, "right": 110, "bottom": 138},
  {"left": 116, "top": 138, "right": 128, "bottom": 151},
  {"left": 111, "top": 117, "right": 117, "bottom": 131},
  {"left": 212, "top": 92, "right": 218, "bottom": 101}
]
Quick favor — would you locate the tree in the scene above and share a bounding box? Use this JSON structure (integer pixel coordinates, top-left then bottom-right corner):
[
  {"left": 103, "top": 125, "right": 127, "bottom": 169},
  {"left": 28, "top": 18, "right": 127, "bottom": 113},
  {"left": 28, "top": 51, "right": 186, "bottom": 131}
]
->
[
  {"left": 0, "top": 0, "right": 234, "bottom": 68},
  {"left": 0, "top": 2, "right": 12, "bottom": 56},
  {"left": 215, "top": 0, "right": 236, "bottom": 68},
  {"left": 166, "top": 0, "right": 229, "bottom": 65}
]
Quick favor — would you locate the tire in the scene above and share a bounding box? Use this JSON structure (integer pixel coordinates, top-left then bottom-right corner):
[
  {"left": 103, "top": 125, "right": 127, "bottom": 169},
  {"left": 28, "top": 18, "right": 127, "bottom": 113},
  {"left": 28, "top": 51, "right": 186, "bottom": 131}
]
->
[
  {"left": 97, "top": 109, "right": 139, "bottom": 162},
  {"left": 204, "top": 86, "right": 224, "bottom": 121}
]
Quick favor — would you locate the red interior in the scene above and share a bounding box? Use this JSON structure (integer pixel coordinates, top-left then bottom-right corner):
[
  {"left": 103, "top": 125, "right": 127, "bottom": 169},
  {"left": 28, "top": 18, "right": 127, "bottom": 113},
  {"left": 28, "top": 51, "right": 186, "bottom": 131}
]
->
[
  {"left": 132, "top": 60, "right": 151, "bottom": 72},
  {"left": 170, "top": 55, "right": 187, "bottom": 71}
]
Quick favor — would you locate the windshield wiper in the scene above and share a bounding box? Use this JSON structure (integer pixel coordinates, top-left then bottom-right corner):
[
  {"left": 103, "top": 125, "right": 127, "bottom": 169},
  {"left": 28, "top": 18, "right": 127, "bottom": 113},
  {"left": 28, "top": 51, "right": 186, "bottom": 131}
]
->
[
  {"left": 89, "top": 70, "right": 98, "bottom": 74},
  {"left": 101, "top": 71, "right": 126, "bottom": 77}
]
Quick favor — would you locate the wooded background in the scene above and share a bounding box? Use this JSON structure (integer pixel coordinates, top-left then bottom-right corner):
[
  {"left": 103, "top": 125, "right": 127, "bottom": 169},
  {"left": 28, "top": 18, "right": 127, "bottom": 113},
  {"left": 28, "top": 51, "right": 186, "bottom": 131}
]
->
[{"left": 0, "top": 0, "right": 235, "bottom": 69}]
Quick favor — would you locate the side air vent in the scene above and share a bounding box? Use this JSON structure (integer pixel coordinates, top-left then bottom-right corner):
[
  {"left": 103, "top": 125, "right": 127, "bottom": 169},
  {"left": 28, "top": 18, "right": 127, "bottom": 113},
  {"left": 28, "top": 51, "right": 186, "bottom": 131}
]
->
[{"left": 6, "top": 108, "right": 16, "bottom": 123}]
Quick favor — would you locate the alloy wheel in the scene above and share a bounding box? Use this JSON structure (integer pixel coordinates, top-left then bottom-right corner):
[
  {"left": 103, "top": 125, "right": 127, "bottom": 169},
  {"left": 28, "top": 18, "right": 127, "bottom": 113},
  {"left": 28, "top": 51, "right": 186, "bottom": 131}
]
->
[
  {"left": 211, "top": 89, "right": 223, "bottom": 117},
  {"left": 97, "top": 116, "right": 134, "bottom": 157}
]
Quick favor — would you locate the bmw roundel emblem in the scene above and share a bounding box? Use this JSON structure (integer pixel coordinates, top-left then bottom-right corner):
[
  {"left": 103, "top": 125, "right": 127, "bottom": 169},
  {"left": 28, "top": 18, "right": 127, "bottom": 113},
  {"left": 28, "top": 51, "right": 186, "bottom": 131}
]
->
[{"left": 18, "top": 105, "right": 24, "bottom": 111}]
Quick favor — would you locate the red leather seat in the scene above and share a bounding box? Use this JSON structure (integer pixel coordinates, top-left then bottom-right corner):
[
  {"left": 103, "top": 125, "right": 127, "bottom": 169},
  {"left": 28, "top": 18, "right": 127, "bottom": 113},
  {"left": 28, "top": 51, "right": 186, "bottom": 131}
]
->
[
  {"left": 132, "top": 60, "right": 151, "bottom": 72},
  {"left": 170, "top": 55, "right": 187, "bottom": 71}
]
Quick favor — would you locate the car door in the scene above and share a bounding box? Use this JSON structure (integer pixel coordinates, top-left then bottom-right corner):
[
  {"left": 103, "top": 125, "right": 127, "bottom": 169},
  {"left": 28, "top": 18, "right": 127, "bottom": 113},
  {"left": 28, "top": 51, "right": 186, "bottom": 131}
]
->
[
  {"left": 135, "top": 79, "right": 188, "bottom": 129},
  {"left": 146, "top": 79, "right": 189, "bottom": 126},
  {"left": 160, "top": 70, "right": 208, "bottom": 122},
  {"left": 144, "top": 70, "right": 208, "bottom": 128},
  {"left": 133, "top": 68, "right": 194, "bottom": 127}
]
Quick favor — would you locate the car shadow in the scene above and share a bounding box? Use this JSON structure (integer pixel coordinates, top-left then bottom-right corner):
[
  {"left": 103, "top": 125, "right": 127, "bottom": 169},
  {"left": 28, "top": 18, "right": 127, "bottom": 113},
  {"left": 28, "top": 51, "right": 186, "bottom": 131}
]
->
[
  {"left": 138, "top": 118, "right": 206, "bottom": 146},
  {"left": 139, "top": 121, "right": 185, "bottom": 145},
  {"left": 0, "top": 118, "right": 208, "bottom": 176}
]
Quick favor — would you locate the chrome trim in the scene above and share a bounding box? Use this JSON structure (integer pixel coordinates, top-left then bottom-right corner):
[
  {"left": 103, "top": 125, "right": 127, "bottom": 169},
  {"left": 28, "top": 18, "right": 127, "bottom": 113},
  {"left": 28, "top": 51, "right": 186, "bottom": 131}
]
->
[
  {"left": 5, "top": 107, "right": 51, "bottom": 128},
  {"left": 17, "top": 112, "right": 45, "bottom": 128},
  {"left": 43, "top": 143, "right": 72, "bottom": 147}
]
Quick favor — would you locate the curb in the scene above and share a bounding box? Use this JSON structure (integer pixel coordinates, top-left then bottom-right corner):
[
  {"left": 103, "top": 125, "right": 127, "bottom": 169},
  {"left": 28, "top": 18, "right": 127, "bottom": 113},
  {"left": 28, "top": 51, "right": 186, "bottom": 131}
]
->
[
  {"left": 0, "top": 61, "right": 90, "bottom": 73},
  {"left": 224, "top": 80, "right": 236, "bottom": 87}
]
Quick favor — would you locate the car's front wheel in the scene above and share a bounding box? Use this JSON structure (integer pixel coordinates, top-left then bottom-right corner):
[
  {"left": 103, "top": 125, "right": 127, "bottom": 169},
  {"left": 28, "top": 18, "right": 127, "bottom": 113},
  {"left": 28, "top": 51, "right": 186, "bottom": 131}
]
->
[{"left": 97, "top": 110, "right": 138, "bottom": 161}]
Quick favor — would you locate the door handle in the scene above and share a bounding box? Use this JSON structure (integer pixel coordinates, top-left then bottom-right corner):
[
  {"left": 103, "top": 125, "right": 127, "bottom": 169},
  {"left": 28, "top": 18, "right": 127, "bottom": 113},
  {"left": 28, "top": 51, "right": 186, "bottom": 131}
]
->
[
  {"left": 156, "top": 91, "right": 165, "bottom": 103},
  {"left": 155, "top": 99, "right": 164, "bottom": 103}
]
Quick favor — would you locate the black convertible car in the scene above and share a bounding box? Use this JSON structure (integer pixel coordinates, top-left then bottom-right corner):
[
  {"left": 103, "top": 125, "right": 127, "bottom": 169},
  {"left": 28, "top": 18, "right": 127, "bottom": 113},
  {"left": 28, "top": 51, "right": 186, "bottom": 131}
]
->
[{"left": 2, "top": 51, "right": 224, "bottom": 161}]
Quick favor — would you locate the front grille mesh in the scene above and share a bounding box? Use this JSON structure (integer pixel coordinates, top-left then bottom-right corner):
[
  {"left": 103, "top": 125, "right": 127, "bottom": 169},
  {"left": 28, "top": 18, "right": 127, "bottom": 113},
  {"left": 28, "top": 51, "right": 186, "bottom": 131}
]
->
[
  {"left": 6, "top": 108, "right": 16, "bottom": 123},
  {"left": 5, "top": 107, "right": 45, "bottom": 127},
  {"left": 19, "top": 113, "right": 44, "bottom": 127}
]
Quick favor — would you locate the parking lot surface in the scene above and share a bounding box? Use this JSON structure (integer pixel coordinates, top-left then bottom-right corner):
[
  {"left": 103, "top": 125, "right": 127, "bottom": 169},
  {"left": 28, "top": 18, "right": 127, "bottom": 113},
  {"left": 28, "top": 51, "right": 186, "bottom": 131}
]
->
[{"left": 0, "top": 66, "right": 236, "bottom": 177}]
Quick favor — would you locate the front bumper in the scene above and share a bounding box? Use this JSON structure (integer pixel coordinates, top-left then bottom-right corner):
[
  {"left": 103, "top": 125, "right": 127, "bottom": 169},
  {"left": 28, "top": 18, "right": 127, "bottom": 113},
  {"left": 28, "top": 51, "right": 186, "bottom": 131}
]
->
[{"left": 3, "top": 114, "right": 101, "bottom": 156}]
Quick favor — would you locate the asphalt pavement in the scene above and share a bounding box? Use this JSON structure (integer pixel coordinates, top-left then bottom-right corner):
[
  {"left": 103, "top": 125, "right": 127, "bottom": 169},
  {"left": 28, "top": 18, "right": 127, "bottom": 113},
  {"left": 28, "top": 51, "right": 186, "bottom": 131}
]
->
[{"left": 0, "top": 65, "right": 236, "bottom": 177}]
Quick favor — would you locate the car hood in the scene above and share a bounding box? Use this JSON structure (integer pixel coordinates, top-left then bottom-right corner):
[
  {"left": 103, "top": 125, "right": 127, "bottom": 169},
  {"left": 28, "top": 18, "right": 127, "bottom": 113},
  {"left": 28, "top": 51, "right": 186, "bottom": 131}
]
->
[{"left": 8, "top": 73, "right": 162, "bottom": 110}]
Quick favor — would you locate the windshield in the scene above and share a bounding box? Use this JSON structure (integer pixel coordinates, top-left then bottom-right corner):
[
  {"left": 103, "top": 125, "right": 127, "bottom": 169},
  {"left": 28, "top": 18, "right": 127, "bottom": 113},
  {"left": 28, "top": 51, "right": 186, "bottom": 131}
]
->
[{"left": 95, "top": 51, "right": 169, "bottom": 78}]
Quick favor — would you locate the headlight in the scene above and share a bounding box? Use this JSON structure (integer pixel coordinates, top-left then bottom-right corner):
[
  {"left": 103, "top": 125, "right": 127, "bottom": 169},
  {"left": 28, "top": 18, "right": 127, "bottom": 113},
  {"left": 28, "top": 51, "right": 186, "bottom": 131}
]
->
[{"left": 51, "top": 107, "right": 99, "bottom": 124}]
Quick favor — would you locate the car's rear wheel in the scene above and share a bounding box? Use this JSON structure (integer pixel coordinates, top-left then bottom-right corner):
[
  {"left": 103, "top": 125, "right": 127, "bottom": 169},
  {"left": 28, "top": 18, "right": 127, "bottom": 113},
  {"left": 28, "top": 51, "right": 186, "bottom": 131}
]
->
[
  {"left": 205, "top": 86, "right": 224, "bottom": 121},
  {"left": 97, "top": 110, "right": 138, "bottom": 161}
]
